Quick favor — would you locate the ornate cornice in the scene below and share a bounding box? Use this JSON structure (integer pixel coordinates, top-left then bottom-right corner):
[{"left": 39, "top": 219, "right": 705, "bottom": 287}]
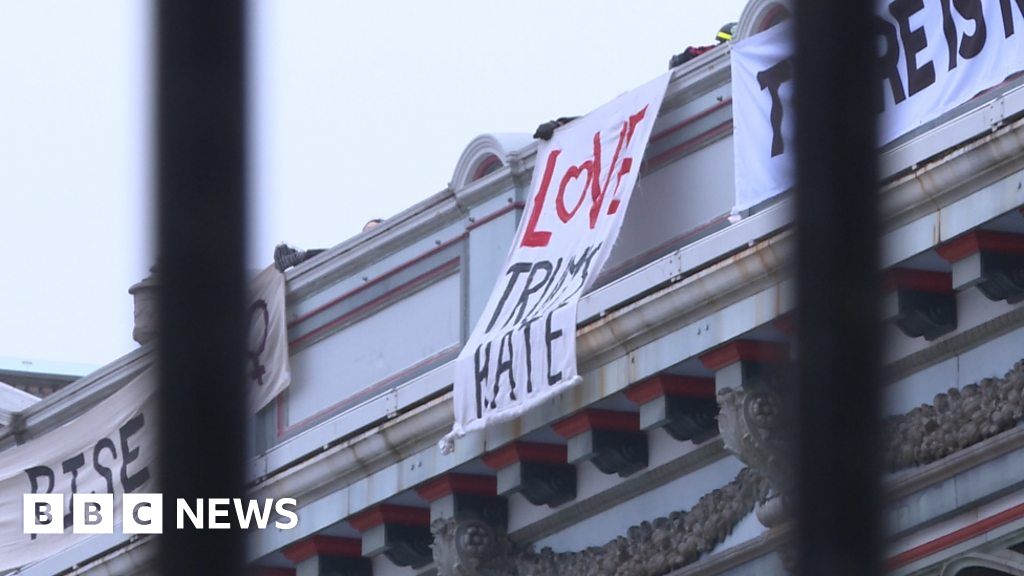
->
[
  {"left": 884, "top": 359, "right": 1024, "bottom": 471},
  {"left": 431, "top": 469, "right": 770, "bottom": 576}
]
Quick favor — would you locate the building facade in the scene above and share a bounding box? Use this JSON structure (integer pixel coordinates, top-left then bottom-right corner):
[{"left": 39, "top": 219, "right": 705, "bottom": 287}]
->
[{"left": 5, "top": 0, "right": 1024, "bottom": 574}]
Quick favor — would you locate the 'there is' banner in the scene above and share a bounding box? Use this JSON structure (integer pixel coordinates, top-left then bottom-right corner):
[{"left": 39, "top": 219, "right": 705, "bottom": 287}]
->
[{"left": 732, "top": 0, "right": 1024, "bottom": 213}]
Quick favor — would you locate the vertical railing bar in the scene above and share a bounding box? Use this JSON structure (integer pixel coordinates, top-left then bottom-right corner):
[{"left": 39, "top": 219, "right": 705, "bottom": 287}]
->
[
  {"left": 156, "top": 1, "right": 248, "bottom": 574},
  {"left": 794, "top": 0, "right": 884, "bottom": 574}
]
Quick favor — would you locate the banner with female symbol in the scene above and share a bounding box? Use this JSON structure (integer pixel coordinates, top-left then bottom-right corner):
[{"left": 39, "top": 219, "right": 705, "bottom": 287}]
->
[{"left": 248, "top": 265, "right": 291, "bottom": 412}]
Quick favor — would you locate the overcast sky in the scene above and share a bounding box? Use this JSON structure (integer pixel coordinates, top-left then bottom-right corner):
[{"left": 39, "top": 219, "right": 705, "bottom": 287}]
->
[{"left": 0, "top": 0, "right": 748, "bottom": 367}]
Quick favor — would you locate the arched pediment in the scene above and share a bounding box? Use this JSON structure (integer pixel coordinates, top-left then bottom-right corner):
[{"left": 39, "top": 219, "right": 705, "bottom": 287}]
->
[
  {"left": 450, "top": 133, "right": 533, "bottom": 190},
  {"left": 736, "top": 0, "right": 793, "bottom": 40}
]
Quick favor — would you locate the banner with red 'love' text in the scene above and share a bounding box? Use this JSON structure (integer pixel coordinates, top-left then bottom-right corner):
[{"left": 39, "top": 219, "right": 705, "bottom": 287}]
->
[{"left": 443, "top": 73, "right": 671, "bottom": 451}]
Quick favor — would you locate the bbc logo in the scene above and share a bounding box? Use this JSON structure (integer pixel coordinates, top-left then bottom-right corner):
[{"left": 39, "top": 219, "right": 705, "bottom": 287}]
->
[{"left": 23, "top": 494, "right": 162, "bottom": 535}]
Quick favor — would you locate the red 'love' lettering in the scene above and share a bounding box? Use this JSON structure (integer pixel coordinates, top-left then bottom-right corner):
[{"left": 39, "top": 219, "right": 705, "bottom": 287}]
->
[{"left": 519, "top": 105, "right": 649, "bottom": 248}]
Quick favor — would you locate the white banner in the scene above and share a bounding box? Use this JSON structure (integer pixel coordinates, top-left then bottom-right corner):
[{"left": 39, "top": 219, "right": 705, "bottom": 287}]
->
[
  {"left": 0, "top": 368, "right": 158, "bottom": 571},
  {"left": 248, "top": 266, "right": 292, "bottom": 412},
  {"left": 732, "top": 0, "right": 1024, "bottom": 213},
  {"left": 0, "top": 266, "right": 290, "bottom": 570},
  {"left": 443, "top": 73, "right": 671, "bottom": 451}
]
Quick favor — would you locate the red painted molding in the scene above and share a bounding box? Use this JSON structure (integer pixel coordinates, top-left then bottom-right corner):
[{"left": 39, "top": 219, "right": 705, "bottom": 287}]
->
[
  {"left": 647, "top": 121, "right": 733, "bottom": 169},
  {"left": 699, "top": 340, "right": 789, "bottom": 371},
  {"left": 290, "top": 258, "right": 459, "bottom": 348},
  {"left": 348, "top": 504, "right": 430, "bottom": 532},
  {"left": 883, "top": 269, "right": 954, "bottom": 294},
  {"left": 887, "top": 502, "right": 1024, "bottom": 569},
  {"left": 650, "top": 99, "right": 733, "bottom": 143},
  {"left": 935, "top": 230, "right": 1024, "bottom": 262},
  {"left": 551, "top": 409, "right": 640, "bottom": 439},
  {"left": 289, "top": 240, "right": 463, "bottom": 329},
  {"left": 282, "top": 536, "right": 361, "bottom": 563},
  {"left": 415, "top": 473, "right": 497, "bottom": 502},
  {"left": 624, "top": 375, "right": 715, "bottom": 404},
  {"left": 466, "top": 202, "right": 525, "bottom": 232},
  {"left": 481, "top": 442, "right": 568, "bottom": 470}
]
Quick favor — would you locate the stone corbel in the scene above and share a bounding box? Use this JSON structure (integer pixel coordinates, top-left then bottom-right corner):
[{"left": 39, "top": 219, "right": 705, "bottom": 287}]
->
[
  {"left": 937, "top": 230, "right": 1024, "bottom": 304},
  {"left": 701, "top": 340, "right": 793, "bottom": 528},
  {"left": 419, "top": 474, "right": 516, "bottom": 576},
  {"left": 348, "top": 505, "right": 434, "bottom": 570},
  {"left": 281, "top": 536, "right": 371, "bottom": 576},
  {"left": 552, "top": 410, "right": 649, "bottom": 477},
  {"left": 882, "top": 269, "right": 957, "bottom": 341},
  {"left": 482, "top": 442, "right": 576, "bottom": 508},
  {"left": 624, "top": 375, "right": 718, "bottom": 443}
]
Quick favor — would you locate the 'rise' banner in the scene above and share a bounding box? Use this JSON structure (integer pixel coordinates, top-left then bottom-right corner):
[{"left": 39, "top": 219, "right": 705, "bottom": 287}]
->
[
  {"left": 443, "top": 73, "right": 671, "bottom": 451},
  {"left": 0, "top": 368, "right": 158, "bottom": 570},
  {"left": 0, "top": 265, "right": 291, "bottom": 570},
  {"left": 732, "top": 0, "right": 1024, "bottom": 213}
]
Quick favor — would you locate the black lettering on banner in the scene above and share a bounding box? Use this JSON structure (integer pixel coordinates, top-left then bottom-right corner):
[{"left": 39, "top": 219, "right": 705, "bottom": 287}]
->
[
  {"left": 941, "top": 0, "right": 989, "bottom": 68},
  {"left": 890, "top": 0, "right": 937, "bottom": 97},
  {"left": 60, "top": 453, "right": 86, "bottom": 530},
  {"left": 474, "top": 342, "right": 491, "bottom": 418},
  {"left": 545, "top": 311, "right": 564, "bottom": 386},
  {"left": 93, "top": 438, "right": 118, "bottom": 495},
  {"left": 119, "top": 413, "right": 150, "bottom": 493},
  {"left": 941, "top": 0, "right": 960, "bottom": 70},
  {"left": 1000, "top": 0, "right": 1024, "bottom": 37},
  {"left": 522, "top": 317, "right": 536, "bottom": 394},
  {"left": 526, "top": 257, "right": 563, "bottom": 319},
  {"left": 540, "top": 242, "right": 603, "bottom": 311},
  {"left": 955, "top": 0, "right": 988, "bottom": 60},
  {"left": 485, "top": 263, "right": 531, "bottom": 333},
  {"left": 563, "top": 243, "right": 601, "bottom": 297},
  {"left": 61, "top": 453, "right": 86, "bottom": 496},
  {"left": 25, "top": 466, "right": 54, "bottom": 495},
  {"left": 247, "top": 299, "right": 270, "bottom": 387},
  {"left": 496, "top": 331, "right": 516, "bottom": 402},
  {"left": 756, "top": 58, "right": 792, "bottom": 158},
  {"left": 877, "top": 16, "right": 908, "bottom": 111},
  {"left": 505, "top": 261, "right": 553, "bottom": 329}
]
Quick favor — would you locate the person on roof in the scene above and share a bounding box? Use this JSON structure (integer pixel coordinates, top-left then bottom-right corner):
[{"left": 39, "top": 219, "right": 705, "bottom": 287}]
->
[{"left": 668, "top": 22, "right": 737, "bottom": 69}]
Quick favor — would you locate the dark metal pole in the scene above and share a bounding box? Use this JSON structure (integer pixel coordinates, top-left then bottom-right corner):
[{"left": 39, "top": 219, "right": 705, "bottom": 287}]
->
[
  {"left": 794, "top": 0, "right": 882, "bottom": 575},
  {"left": 156, "top": 1, "right": 248, "bottom": 574}
]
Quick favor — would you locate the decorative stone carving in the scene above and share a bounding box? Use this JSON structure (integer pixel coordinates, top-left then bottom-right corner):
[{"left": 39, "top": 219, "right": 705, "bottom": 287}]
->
[
  {"left": 432, "top": 470, "right": 768, "bottom": 576},
  {"left": 716, "top": 370, "right": 795, "bottom": 526},
  {"left": 712, "top": 359, "right": 795, "bottom": 540},
  {"left": 429, "top": 356, "right": 1024, "bottom": 576},
  {"left": 884, "top": 359, "right": 1024, "bottom": 471},
  {"left": 431, "top": 511, "right": 517, "bottom": 576},
  {"left": 514, "top": 469, "right": 769, "bottom": 576}
]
